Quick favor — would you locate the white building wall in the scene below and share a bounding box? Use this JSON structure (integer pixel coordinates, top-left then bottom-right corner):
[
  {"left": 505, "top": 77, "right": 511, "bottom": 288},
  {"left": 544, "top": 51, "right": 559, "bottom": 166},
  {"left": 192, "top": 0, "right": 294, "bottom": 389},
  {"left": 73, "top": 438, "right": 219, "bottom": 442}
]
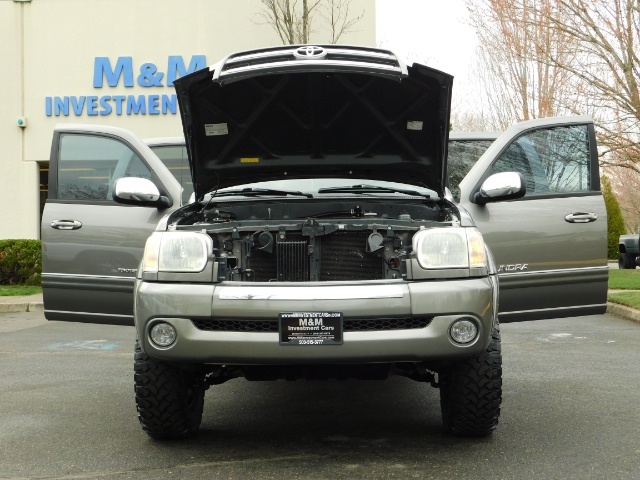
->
[
  {"left": 0, "top": 0, "right": 375, "bottom": 239},
  {"left": 0, "top": 1, "right": 40, "bottom": 239}
]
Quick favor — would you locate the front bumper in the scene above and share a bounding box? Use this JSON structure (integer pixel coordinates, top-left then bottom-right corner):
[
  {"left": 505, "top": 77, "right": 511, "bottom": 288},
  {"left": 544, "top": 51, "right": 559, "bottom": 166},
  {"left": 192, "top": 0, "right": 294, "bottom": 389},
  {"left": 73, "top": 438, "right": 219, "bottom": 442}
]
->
[{"left": 134, "top": 277, "right": 497, "bottom": 364}]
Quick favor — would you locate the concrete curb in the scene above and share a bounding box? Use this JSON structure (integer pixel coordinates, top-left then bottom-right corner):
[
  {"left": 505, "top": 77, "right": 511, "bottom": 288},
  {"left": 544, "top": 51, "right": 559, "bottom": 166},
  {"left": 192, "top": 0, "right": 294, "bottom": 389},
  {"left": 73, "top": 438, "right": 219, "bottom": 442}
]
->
[
  {"left": 606, "top": 302, "right": 640, "bottom": 324},
  {"left": 0, "top": 301, "right": 44, "bottom": 314}
]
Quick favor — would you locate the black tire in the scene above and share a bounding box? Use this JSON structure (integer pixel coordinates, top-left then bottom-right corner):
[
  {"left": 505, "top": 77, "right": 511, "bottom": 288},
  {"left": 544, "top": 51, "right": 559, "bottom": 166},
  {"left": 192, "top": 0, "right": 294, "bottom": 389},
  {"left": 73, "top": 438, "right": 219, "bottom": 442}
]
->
[
  {"left": 439, "top": 326, "right": 502, "bottom": 437},
  {"left": 618, "top": 253, "right": 636, "bottom": 269},
  {"left": 134, "top": 341, "right": 206, "bottom": 439}
]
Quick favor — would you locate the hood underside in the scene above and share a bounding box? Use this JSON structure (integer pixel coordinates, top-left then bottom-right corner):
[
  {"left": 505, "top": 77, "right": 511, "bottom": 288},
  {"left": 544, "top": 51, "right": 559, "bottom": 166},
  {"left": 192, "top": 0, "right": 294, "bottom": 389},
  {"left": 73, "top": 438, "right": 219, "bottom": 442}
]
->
[{"left": 174, "top": 45, "right": 453, "bottom": 201}]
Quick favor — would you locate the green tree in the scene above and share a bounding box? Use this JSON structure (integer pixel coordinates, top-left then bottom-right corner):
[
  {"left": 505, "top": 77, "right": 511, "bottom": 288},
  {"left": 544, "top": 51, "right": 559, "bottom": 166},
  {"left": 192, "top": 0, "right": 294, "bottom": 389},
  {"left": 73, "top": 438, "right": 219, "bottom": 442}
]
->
[{"left": 602, "top": 176, "right": 626, "bottom": 259}]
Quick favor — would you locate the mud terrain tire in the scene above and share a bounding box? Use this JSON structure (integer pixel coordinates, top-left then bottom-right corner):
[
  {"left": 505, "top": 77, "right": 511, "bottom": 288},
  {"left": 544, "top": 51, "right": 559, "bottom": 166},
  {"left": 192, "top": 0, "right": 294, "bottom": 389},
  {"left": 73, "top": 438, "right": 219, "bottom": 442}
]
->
[
  {"left": 439, "top": 326, "right": 502, "bottom": 437},
  {"left": 134, "top": 341, "right": 206, "bottom": 439}
]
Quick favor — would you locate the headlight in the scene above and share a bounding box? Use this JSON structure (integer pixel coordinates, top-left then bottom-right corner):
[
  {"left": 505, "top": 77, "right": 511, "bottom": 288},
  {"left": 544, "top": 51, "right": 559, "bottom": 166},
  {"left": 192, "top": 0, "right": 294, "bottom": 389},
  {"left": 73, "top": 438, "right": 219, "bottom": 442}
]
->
[
  {"left": 142, "top": 232, "right": 212, "bottom": 273},
  {"left": 412, "top": 227, "right": 487, "bottom": 269}
]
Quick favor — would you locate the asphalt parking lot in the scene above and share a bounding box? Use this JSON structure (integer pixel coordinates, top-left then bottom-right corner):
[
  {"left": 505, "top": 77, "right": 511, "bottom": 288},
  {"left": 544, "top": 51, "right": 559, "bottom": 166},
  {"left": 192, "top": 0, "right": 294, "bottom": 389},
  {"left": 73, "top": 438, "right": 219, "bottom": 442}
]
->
[{"left": 1, "top": 311, "right": 639, "bottom": 480}]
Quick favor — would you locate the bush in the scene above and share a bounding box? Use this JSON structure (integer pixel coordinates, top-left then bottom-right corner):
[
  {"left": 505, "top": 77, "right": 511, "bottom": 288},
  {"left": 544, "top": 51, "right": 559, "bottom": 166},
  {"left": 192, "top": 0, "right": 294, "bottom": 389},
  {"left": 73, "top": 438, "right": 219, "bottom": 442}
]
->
[
  {"left": 0, "top": 239, "right": 42, "bottom": 285},
  {"left": 602, "top": 176, "right": 627, "bottom": 260}
]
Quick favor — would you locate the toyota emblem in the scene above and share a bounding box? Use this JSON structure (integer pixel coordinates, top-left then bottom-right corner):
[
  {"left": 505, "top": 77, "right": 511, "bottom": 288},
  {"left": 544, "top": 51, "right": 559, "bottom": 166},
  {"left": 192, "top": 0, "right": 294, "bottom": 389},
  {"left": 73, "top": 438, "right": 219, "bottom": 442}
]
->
[{"left": 293, "top": 46, "right": 327, "bottom": 59}]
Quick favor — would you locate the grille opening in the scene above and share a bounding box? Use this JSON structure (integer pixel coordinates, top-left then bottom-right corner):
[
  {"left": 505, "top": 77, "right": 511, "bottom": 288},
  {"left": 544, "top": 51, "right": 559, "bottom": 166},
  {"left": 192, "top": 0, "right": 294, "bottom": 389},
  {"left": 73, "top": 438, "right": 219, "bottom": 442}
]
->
[
  {"left": 192, "top": 316, "right": 432, "bottom": 333},
  {"left": 320, "top": 232, "right": 383, "bottom": 281},
  {"left": 247, "top": 231, "right": 384, "bottom": 282},
  {"left": 277, "top": 239, "right": 309, "bottom": 281}
]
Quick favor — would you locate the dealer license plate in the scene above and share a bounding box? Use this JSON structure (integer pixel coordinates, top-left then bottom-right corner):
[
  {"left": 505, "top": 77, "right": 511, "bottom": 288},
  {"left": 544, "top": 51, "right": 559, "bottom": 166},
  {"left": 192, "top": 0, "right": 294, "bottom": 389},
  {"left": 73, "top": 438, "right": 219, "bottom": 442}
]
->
[{"left": 279, "top": 312, "right": 343, "bottom": 345}]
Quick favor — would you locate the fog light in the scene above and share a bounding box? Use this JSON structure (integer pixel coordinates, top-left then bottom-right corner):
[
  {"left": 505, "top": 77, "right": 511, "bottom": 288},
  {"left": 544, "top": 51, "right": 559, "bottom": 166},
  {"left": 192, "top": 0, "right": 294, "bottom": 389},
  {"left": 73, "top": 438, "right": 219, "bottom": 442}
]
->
[
  {"left": 450, "top": 318, "right": 478, "bottom": 344},
  {"left": 150, "top": 322, "right": 177, "bottom": 347}
]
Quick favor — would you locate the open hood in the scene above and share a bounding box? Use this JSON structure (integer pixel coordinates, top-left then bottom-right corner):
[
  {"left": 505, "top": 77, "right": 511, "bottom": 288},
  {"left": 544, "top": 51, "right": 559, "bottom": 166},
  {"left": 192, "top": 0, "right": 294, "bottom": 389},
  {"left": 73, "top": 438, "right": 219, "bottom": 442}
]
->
[{"left": 174, "top": 45, "right": 453, "bottom": 201}]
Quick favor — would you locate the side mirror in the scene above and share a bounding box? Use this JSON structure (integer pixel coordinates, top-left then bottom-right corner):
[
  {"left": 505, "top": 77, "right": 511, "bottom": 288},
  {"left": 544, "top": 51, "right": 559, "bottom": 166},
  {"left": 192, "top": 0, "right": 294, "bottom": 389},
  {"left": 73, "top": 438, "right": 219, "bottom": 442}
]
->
[
  {"left": 473, "top": 172, "right": 526, "bottom": 205},
  {"left": 112, "top": 177, "right": 172, "bottom": 208}
]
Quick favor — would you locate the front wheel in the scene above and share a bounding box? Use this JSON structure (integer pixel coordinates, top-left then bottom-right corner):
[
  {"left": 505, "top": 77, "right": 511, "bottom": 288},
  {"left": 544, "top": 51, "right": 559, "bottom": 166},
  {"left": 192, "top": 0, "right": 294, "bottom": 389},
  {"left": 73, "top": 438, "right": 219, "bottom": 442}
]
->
[
  {"left": 619, "top": 253, "right": 636, "bottom": 269},
  {"left": 439, "top": 326, "right": 502, "bottom": 437},
  {"left": 134, "top": 341, "right": 206, "bottom": 439}
]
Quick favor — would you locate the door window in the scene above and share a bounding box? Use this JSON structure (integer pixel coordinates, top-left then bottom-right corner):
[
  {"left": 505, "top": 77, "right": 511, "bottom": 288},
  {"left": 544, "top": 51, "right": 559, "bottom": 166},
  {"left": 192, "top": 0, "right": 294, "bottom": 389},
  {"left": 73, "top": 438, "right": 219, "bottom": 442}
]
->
[
  {"left": 57, "top": 134, "right": 152, "bottom": 202},
  {"left": 490, "top": 125, "right": 591, "bottom": 196}
]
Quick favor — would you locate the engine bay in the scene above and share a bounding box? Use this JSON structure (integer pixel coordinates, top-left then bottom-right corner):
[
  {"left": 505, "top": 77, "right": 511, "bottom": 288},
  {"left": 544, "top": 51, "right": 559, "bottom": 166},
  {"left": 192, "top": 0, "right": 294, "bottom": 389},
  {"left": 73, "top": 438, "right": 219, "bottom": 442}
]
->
[{"left": 167, "top": 197, "right": 459, "bottom": 282}]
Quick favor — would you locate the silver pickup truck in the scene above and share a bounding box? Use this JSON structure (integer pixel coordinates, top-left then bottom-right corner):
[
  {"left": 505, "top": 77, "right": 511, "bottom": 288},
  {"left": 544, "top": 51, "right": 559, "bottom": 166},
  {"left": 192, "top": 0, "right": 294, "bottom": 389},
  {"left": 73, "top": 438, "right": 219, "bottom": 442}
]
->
[{"left": 41, "top": 45, "right": 607, "bottom": 440}]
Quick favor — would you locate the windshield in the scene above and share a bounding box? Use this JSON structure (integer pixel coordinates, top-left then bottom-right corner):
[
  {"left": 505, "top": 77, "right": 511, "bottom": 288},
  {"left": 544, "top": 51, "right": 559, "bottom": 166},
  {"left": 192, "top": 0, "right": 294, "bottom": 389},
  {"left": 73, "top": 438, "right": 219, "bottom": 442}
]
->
[
  {"left": 448, "top": 139, "right": 495, "bottom": 200},
  {"left": 152, "top": 139, "right": 493, "bottom": 205},
  {"left": 149, "top": 144, "right": 194, "bottom": 205},
  {"left": 202, "top": 178, "right": 438, "bottom": 201},
  {"left": 149, "top": 144, "right": 437, "bottom": 205}
]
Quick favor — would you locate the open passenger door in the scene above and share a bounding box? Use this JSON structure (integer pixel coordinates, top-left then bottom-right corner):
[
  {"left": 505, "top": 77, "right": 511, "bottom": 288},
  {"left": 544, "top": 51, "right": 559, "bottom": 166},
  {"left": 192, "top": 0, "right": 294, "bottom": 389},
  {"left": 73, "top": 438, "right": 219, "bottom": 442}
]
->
[{"left": 458, "top": 116, "right": 608, "bottom": 322}]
